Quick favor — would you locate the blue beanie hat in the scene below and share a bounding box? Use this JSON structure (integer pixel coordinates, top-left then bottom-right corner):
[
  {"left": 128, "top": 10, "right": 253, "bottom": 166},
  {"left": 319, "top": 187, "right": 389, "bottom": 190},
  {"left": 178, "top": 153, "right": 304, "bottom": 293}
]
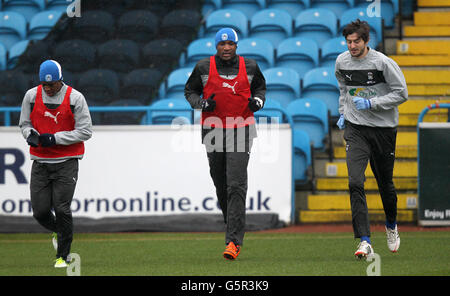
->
[
  {"left": 39, "top": 60, "right": 63, "bottom": 82},
  {"left": 215, "top": 27, "right": 239, "bottom": 48}
]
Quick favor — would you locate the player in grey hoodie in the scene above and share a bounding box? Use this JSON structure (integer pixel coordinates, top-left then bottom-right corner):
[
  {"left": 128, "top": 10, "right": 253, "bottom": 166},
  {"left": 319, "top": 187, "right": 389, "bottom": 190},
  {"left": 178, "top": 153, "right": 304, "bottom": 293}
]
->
[{"left": 334, "top": 19, "right": 407, "bottom": 259}]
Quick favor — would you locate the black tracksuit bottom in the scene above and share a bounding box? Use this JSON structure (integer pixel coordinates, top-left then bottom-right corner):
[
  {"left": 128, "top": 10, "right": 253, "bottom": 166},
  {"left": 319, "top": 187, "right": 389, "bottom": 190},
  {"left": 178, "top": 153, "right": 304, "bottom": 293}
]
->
[
  {"left": 344, "top": 121, "right": 398, "bottom": 239},
  {"left": 204, "top": 127, "right": 253, "bottom": 246},
  {"left": 30, "top": 159, "right": 78, "bottom": 260}
]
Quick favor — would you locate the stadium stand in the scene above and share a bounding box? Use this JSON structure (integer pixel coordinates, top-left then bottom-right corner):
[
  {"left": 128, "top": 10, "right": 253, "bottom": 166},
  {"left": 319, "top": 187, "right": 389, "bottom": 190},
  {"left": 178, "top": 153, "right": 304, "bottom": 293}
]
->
[
  {"left": 149, "top": 98, "right": 192, "bottom": 125},
  {"left": 180, "top": 38, "right": 216, "bottom": 68},
  {"left": 0, "top": 0, "right": 433, "bottom": 225},
  {"left": 249, "top": 8, "right": 293, "bottom": 48}
]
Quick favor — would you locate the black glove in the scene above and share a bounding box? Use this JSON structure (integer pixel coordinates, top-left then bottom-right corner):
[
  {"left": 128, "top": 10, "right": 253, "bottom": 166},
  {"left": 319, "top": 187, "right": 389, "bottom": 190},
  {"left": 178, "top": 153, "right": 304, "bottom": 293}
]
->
[
  {"left": 248, "top": 97, "right": 263, "bottom": 112},
  {"left": 26, "top": 129, "right": 39, "bottom": 147},
  {"left": 201, "top": 94, "right": 216, "bottom": 112},
  {"left": 39, "top": 133, "right": 56, "bottom": 147}
]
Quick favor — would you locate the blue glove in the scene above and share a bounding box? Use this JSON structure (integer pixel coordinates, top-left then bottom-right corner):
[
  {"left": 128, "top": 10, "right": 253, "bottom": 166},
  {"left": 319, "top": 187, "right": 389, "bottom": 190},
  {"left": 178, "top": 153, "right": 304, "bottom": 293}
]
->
[
  {"left": 353, "top": 97, "right": 371, "bottom": 110},
  {"left": 336, "top": 114, "right": 345, "bottom": 130}
]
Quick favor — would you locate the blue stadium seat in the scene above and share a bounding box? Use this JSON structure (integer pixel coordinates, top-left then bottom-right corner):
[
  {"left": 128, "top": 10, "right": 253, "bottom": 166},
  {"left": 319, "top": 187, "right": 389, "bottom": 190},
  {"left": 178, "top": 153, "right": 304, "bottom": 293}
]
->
[
  {"left": 97, "top": 39, "right": 140, "bottom": 73},
  {"left": 102, "top": 99, "right": 145, "bottom": 125},
  {"left": 159, "top": 67, "right": 193, "bottom": 100},
  {"left": 142, "top": 38, "right": 184, "bottom": 74},
  {"left": 340, "top": 7, "right": 382, "bottom": 48},
  {"left": 202, "top": 0, "right": 223, "bottom": 16},
  {"left": 180, "top": 38, "right": 216, "bottom": 68},
  {"left": 28, "top": 10, "right": 64, "bottom": 40},
  {"left": 0, "top": 70, "right": 28, "bottom": 106},
  {"left": 302, "top": 67, "right": 340, "bottom": 117},
  {"left": 7, "top": 39, "right": 29, "bottom": 69},
  {"left": 266, "top": 0, "right": 310, "bottom": 19},
  {"left": 222, "top": 0, "right": 266, "bottom": 18},
  {"left": 0, "top": 42, "right": 7, "bottom": 71},
  {"left": 2, "top": 0, "right": 46, "bottom": 22},
  {"left": 78, "top": 69, "right": 120, "bottom": 105},
  {"left": 70, "top": 10, "right": 115, "bottom": 44},
  {"left": 0, "top": 11, "right": 27, "bottom": 51},
  {"left": 53, "top": 39, "right": 96, "bottom": 72},
  {"left": 310, "top": 0, "right": 354, "bottom": 18},
  {"left": 263, "top": 67, "right": 301, "bottom": 108},
  {"left": 320, "top": 37, "right": 347, "bottom": 67},
  {"left": 117, "top": 10, "right": 159, "bottom": 43},
  {"left": 46, "top": 0, "right": 72, "bottom": 12},
  {"left": 275, "top": 37, "right": 318, "bottom": 79},
  {"left": 253, "top": 98, "right": 285, "bottom": 123},
  {"left": 160, "top": 9, "right": 202, "bottom": 46},
  {"left": 293, "top": 129, "right": 312, "bottom": 183},
  {"left": 120, "top": 69, "right": 163, "bottom": 104},
  {"left": 249, "top": 9, "right": 293, "bottom": 48},
  {"left": 149, "top": 98, "right": 192, "bottom": 125},
  {"left": 287, "top": 98, "right": 328, "bottom": 150},
  {"left": 355, "top": 0, "right": 397, "bottom": 28},
  {"left": 200, "top": 9, "right": 248, "bottom": 38},
  {"left": 294, "top": 8, "right": 337, "bottom": 47},
  {"left": 237, "top": 38, "right": 274, "bottom": 71}
]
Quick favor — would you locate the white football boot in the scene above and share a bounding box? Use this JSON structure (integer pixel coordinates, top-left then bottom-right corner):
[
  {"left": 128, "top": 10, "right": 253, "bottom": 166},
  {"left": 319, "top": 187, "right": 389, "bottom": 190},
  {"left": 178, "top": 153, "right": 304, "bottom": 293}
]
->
[
  {"left": 385, "top": 225, "right": 400, "bottom": 252},
  {"left": 354, "top": 240, "right": 374, "bottom": 260}
]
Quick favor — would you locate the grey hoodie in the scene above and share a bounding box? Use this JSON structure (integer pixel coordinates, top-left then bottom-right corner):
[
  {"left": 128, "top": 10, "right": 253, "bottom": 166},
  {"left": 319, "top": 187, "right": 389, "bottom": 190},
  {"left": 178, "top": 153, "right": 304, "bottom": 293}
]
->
[
  {"left": 19, "top": 83, "right": 92, "bottom": 161},
  {"left": 335, "top": 48, "right": 408, "bottom": 127}
]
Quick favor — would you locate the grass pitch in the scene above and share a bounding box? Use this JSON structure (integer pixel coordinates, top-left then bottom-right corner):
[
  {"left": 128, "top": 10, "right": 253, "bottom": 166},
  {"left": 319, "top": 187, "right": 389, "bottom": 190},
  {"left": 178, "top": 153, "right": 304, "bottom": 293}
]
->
[{"left": 1, "top": 230, "right": 449, "bottom": 276}]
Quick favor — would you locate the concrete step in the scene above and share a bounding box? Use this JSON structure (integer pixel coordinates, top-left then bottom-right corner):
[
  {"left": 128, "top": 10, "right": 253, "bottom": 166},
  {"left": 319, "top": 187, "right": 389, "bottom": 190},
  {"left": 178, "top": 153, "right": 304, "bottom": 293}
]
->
[
  {"left": 299, "top": 209, "right": 415, "bottom": 223},
  {"left": 399, "top": 98, "right": 449, "bottom": 113},
  {"left": 334, "top": 131, "right": 417, "bottom": 146},
  {"left": 397, "top": 40, "right": 450, "bottom": 55},
  {"left": 324, "top": 161, "right": 417, "bottom": 178},
  {"left": 414, "top": 11, "right": 450, "bottom": 25},
  {"left": 315, "top": 177, "right": 417, "bottom": 191},
  {"left": 403, "top": 26, "right": 450, "bottom": 37},
  {"left": 398, "top": 113, "right": 448, "bottom": 126},
  {"left": 333, "top": 145, "right": 417, "bottom": 159},
  {"left": 407, "top": 84, "right": 450, "bottom": 96},
  {"left": 390, "top": 55, "right": 450, "bottom": 67},
  {"left": 418, "top": 0, "right": 450, "bottom": 7},
  {"left": 306, "top": 193, "right": 418, "bottom": 210}
]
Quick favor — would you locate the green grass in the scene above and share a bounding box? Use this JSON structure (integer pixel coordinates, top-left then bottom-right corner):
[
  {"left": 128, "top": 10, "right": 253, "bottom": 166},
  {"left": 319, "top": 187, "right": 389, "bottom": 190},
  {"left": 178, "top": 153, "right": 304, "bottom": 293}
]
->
[{"left": 1, "top": 231, "right": 449, "bottom": 276}]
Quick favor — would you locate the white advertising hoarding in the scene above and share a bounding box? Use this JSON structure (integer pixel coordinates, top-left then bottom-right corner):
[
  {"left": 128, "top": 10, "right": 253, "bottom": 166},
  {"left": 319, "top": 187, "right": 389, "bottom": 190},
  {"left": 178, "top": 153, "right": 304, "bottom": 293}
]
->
[{"left": 0, "top": 124, "right": 292, "bottom": 223}]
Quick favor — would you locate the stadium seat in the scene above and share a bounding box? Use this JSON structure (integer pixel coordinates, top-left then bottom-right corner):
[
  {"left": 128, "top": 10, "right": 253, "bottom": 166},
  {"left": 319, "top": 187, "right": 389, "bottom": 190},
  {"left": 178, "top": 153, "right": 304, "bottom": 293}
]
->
[
  {"left": 293, "top": 129, "right": 312, "bottom": 183},
  {"left": 340, "top": 8, "right": 382, "bottom": 48},
  {"left": 236, "top": 38, "right": 274, "bottom": 71},
  {"left": 120, "top": 69, "right": 163, "bottom": 104},
  {"left": 355, "top": 0, "right": 397, "bottom": 28},
  {"left": 310, "top": 0, "right": 354, "bottom": 18},
  {"left": 102, "top": 99, "right": 145, "bottom": 125},
  {"left": 117, "top": 10, "right": 159, "bottom": 43},
  {"left": 0, "top": 70, "right": 28, "bottom": 106},
  {"left": 53, "top": 39, "right": 96, "bottom": 72},
  {"left": 46, "top": 0, "right": 72, "bottom": 12},
  {"left": 287, "top": 98, "right": 328, "bottom": 150},
  {"left": 221, "top": 0, "right": 265, "bottom": 18},
  {"left": 142, "top": 38, "right": 184, "bottom": 74},
  {"left": 7, "top": 39, "right": 29, "bottom": 70},
  {"left": 302, "top": 67, "right": 340, "bottom": 117},
  {"left": 263, "top": 67, "right": 301, "bottom": 108},
  {"left": 17, "top": 39, "right": 52, "bottom": 73},
  {"left": 180, "top": 38, "right": 216, "bottom": 69},
  {"left": 275, "top": 37, "right": 319, "bottom": 79},
  {"left": 160, "top": 9, "right": 202, "bottom": 46},
  {"left": 69, "top": 10, "right": 115, "bottom": 44},
  {"left": 200, "top": 9, "right": 248, "bottom": 38},
  {"left": 77, "top": 69, "right": 120, "bottom": 105},
  {"left": 2, "top": 0, "right": 46, "bottom": 22},
  {"left": 320, "top": 37, "right": 347, "bottom": 67},
  {"left": 249, "top": 9, "right": 293, "bottom": 48},
  {"left": 97, "top": 39, "right": 140, "bottom": 73},
  {"left": 202, "top": 0, "right": 223, "bottom": 16},
  {"left": 253, "top": 98, "right": 286, "bottom": 124},
  {"left": 28, "top": 10, "right": 64, "bottom": 40},
  {"left": 0, "top": 42, "right": 7, "bottom": 71},
  {"left": 149, "top": 98, "right": 193, "bottom": 125},
  {"left": 266, "top": 0, "right": 309, "bottom": 19},
  {"left": 294, "top": 8, "right": 338, "bottom": 47},
  {"left": 159, "top": 67, "right": 193, "bottom": 100},
  {"left": 0, "top": 11, "right": 27, "bottom": 51}
]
